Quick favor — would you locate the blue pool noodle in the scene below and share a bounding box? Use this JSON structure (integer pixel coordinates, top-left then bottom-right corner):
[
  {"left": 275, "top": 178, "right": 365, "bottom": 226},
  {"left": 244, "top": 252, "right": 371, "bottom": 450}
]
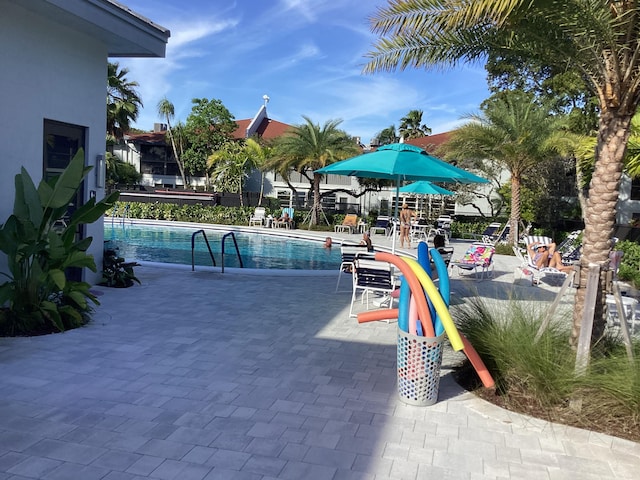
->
[
  {"left": 417, "top": 242, "right": 437, "bottom": 323},
  {"left": 429, "top": 247, "right": 450, "bottom": 336},
  {"left": 398, "top": 276, "right": 410, "bottom": 333}
]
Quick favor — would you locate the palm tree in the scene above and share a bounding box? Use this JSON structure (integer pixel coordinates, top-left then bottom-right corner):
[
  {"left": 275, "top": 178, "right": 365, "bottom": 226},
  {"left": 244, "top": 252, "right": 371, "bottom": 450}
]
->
[
  {"left": 375, "top": 125, "right": 398, "bottom": 145},
  {"left": 442, "top": 93, "right": 559, "bottom": 244},
  {"left": 157, "top": 98, "right": 187, "bottom": 188},
  {"left": 243, "top": 138, "right": 273, "bottom": 206},
  {"left": 399, "top": 109, "right": 431, "bottom": 140},
  {"left": 107, "top": 62, "right": 142, "bottom": 140},
  {"left": 207, "top": 141, "right": 250, "bottom": 206},
  {"left": 364, "top": 0, "right": 640, "bottom": 344},
  {"left": 271, "top": 116, "right": 360, "bottom": 226}
]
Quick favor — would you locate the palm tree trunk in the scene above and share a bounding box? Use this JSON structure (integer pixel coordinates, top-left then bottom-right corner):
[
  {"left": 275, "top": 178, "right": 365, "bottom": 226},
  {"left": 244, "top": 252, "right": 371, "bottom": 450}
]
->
[
  {"left": 312, "top": 173, "right": 322, "bottom": 225},
  {"left": 508, "top": 171, "right": 521, "bottom": 245},
  {"left": 166, "top": 121, "right": 187, "bottom": 188},
  {"left": 571, "top": 110, "right": 632, "bottom": 344},
  {"left": 259, "top": 172, "right": 265, "bottom": 206}
]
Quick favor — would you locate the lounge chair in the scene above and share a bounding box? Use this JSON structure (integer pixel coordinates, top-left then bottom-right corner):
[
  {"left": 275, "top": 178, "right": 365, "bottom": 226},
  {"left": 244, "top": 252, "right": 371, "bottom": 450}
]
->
[
  {"left": 369, "top": 216, "right": 391, "bottom": 236},
  {"left": 436, "top": 246, "right": 454, "bottom": 267},
  {"left": 334, "top": 214, "right": 359, "bottom": 233},
  {"left": 335, "top": 244, "right": 369, "bottom": 292},
  {"left": 513, "top": 235, "right": 568, "bottom": 286},
  {"left": 274, "top": 207, "right": 295, "bottom": 229},
  {"left": 450, "top": 243, "right": 495, "bottom": 280},
  {"left": 248, "top": 207, "right": 266, "bottom": 226},
  {"left": 557, "top": 230, "right": 582, "bottom": 264},
  {"left": 349, "top": 255, "right": 396, "bottom": 317}
]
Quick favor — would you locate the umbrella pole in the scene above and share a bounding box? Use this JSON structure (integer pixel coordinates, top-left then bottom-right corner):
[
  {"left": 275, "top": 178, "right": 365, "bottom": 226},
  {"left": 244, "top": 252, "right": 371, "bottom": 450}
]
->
[{"left": 391, "top": 179, "right": 400, "bottom": 254}]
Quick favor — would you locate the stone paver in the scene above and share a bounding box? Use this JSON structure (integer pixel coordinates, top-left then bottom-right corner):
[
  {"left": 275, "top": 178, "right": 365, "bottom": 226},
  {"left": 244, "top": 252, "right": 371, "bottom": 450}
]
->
[{"left": 0, "top": 229, "right": 638, "bottom": 479}]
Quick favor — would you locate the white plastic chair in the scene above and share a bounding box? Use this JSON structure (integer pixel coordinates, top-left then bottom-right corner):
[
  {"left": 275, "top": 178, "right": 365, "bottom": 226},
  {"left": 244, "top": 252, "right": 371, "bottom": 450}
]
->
[
  {"left": 249, "top": 207, "right": 266, "bottom": 226},
  {"left": 349, "top": 256, "right": 395, "bottom": 317}
]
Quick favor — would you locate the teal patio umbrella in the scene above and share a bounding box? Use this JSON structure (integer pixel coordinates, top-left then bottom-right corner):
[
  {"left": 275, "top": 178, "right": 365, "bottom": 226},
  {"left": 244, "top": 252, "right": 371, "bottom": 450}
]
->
[
  {"left": 399, "top": 180, "right": 455, "bottom": 196},
  {"left": 316, "top": 143, "right": 487, "bottom": 251},
  {"left": 400, "top": 180, "right": 454, "bottom": 219}
]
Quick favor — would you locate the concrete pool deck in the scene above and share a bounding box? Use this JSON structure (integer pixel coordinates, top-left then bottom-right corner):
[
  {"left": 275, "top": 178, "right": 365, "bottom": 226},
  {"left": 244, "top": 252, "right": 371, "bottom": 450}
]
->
[{"left": 0, "top": 228, "right": 638, "bottom": 479}]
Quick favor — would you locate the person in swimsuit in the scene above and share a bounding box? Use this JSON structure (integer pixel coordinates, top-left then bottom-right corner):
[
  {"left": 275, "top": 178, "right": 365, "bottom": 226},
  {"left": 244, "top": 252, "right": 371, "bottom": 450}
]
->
[
  {"left": 399, "top": 203, "right": 416, "bottom": 248},
  {"left": 527, "top": 241, "right": 573, "bottom": 272}
]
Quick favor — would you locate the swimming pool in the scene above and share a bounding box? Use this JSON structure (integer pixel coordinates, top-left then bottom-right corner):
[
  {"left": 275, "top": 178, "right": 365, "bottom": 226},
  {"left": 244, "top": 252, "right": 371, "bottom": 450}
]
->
[{"left": 104, "top": 222, "right": 342, "bottom": 270}]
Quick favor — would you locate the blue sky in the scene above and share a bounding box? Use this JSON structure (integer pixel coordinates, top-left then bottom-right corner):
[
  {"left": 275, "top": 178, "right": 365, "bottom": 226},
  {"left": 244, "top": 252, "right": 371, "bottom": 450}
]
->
[{"left": 116, "top": 0, "right": 490, "bottom": 144}]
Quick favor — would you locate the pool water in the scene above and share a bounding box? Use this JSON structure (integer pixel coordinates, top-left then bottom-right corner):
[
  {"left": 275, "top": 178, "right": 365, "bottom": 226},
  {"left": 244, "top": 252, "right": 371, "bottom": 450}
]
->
[{"left": 104, "top": 223, "right": 342, "bottom": 270}]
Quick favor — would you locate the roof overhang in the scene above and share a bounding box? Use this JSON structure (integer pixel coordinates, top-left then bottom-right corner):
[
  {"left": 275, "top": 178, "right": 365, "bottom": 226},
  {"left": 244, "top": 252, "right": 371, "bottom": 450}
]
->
[{"left": 13, "top": 0, "right": 170, "bottom": 57}]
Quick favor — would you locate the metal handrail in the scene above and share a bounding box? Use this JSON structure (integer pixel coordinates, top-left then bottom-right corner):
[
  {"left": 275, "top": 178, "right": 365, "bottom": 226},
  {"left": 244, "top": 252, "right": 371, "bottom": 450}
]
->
[
  {"left": 221, "top": 232, "right": 243, "bottom": 273},
  {"left": 191, "top": 229, "right": 216, "bottom": 271},
  {"left": 111, "top": 203, "right": 130, "bottom": 226}
]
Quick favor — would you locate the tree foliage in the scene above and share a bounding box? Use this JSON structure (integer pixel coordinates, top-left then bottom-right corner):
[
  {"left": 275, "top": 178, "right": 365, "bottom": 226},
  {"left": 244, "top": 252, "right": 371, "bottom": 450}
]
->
[
  {"left": 399, "top": 109, "right": 431, "bottom": 139},
  {"left": 157, "top": 98, "right": 188, "bottom": 187},
  {"left": 364, "top": 0, "right": 640, "bottom": 344},
  {"left": 107, "top": 62, "right": 142, "bottom": 140},
  {"left": 441, "top": 91, "right": 560, "bottom": 243},
  {"left": 270, "top": 116, "right": 360, "bottom": 225},
  {"left": 183, "top": 98, "right": 237, "bottom": 176}
]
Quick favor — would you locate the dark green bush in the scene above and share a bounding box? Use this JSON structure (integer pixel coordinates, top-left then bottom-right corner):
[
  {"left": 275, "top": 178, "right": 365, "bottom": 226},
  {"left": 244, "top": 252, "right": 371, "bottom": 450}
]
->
[{"left": 615, "top": 240, "right": 640, "bottom": 288}]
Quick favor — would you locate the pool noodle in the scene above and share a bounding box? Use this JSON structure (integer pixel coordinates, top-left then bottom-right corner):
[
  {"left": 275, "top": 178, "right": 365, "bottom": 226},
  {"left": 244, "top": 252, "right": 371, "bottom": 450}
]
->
[
  {"left": 398, "top": 278, "right": 410, "bottom": 333},
  {"left": 461, "top": 333, "right": 496, "bottom": 389},
  {"left": 417, "top": 242, "right": 437, "bottom": 322},
  {"left": 401, "top": 256, "right": 464, "bottom": 351},
  {"left": 374, "top": 253, "right": 435, "bottom": 337},
  {"left": 357, "top": 308, "right": 399, "bottom": 323},
  {"left": 417, "top": 242, "right": 432, "bottom": 277},
  {"left": 428, "top": 248, "right": 450, "bottom": 336},
  {"left": 430, "top": 248, "right": 450, "bottom": 306},
  {"left": 357, "top": 309, "right": 495, "bottom": 389},
  {"left": 408, "top": 293, "right": 418, "bottom": 335}
]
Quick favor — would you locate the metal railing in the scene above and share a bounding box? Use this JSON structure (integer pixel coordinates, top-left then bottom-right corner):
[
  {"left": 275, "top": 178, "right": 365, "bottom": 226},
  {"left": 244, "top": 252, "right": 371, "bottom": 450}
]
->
[
  {"left": 110, "top": 203, "right": 130, "bottom": 225},
  {"left": 221, "top": 232, "right": 243, "bottom": 273},
  {"left": 191, "top": 230, "right": 216, "bottom": 270},
  {"left": 191, "top": 230, "right": 243, "bottom": 273}
]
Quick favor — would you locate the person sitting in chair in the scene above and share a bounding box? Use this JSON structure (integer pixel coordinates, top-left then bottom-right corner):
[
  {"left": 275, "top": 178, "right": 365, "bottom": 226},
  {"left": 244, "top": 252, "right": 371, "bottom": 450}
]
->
[
  {"left": 278, "top": 211, "right": 292, "bottom": 226},
  {"left": 359, "top": 232, "right": 374, "bottom": 252},
  {"left": 528, "top": 241, "right": 573, "bottom": 273}
]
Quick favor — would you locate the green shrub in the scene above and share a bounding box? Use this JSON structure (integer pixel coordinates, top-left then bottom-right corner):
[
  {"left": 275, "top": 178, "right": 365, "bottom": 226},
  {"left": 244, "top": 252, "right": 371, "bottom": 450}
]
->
[
  {"left": 0, "top": 150, "right": 119, "bottom": 335},
  {"left": 615, "top": 240, "right": 640, "bottom": 288},
  {"left": 453, "top": 297, "right": 640, "bottom": 432}
]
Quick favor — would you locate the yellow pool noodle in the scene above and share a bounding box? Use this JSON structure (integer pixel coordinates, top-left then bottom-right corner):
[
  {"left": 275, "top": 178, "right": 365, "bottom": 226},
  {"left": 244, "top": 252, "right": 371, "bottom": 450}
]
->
[{"left": 402, "top": 256, "right": 464, "bottom": 351}]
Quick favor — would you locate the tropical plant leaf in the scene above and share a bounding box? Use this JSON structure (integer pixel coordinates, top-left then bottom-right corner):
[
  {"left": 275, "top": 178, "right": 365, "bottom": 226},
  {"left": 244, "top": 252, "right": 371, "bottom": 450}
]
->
[
  {"left": 40, "top": 301, "right": 64, "bottom": 331},
  {"left": 66, "top": 290, "right": 88, "bottom": 310},
  {"left": 62, "top": 251, "right": 97, "bottom": 271},
  {"left": 38, "top": 149, "right": 89, "bottom": 211},
  {"left": 14, "top": 168, "right": 43, "bottom": 228},
  {"left": 49, "top": 269, "right": 66, "bottom": 290}
]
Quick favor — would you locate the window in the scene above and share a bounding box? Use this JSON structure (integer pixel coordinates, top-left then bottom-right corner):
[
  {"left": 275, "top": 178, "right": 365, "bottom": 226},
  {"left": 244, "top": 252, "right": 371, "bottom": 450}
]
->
[
  {"left": 43, "top": 119, "right": 87, "bottom": 281},
  {"left": 631, "top": 178, "right": 640, "bottom": 201}
]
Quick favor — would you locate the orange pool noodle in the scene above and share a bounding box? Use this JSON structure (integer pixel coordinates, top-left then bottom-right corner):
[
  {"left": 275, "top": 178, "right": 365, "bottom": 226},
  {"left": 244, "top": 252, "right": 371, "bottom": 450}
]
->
[
  {"left": 460, "top": 333, "right": 495, "bottom": 389},
  {"left": 357, "top": 308, "right": 399, "bottom": 324},
  {"left": 374, "top": 252, "right": 435, "bottom": 337}
]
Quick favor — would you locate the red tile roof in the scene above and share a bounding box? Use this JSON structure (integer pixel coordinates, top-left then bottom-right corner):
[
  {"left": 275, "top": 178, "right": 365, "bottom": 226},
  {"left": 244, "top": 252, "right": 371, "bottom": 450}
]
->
[
  {"left": 124, "top": 131, "right": 167, "bottom": 144},
  {"left": 404, "top": 132, "right": 452, "bottom": 153},
  {"left": 233, "top": 117, "right": 293, "bottom": 140}
]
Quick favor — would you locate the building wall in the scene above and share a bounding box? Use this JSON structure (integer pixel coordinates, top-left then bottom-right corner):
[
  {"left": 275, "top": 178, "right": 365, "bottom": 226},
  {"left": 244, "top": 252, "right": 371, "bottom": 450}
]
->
[{"left": 0, "top": 1, "right": 108, "bottom": 283}]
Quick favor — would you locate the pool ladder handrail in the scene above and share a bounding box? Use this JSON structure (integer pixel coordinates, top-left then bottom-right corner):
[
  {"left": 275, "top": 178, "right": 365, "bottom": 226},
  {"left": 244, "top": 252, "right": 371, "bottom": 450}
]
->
[
  {"left": 191, "top": 230, "right": 243, "bottom": 273},
  {"left": 111, "top": 203, "right": 130, "bottom": 225},
  {"left": 221, "top": 232, "right": 244, "bottom": 273}
]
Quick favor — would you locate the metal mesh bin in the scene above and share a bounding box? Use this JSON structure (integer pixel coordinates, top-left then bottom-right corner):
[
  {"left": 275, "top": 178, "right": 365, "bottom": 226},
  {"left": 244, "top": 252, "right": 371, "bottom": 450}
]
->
[{"left": 397, "top": 328, "right": 444, "bottom": 406}]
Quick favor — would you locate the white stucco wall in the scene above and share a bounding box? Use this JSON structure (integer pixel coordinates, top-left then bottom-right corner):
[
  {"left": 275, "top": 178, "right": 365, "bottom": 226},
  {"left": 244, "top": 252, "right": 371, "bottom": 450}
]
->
[{"left": 0, "top": 1, "right": 108, "bottom": 283}]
